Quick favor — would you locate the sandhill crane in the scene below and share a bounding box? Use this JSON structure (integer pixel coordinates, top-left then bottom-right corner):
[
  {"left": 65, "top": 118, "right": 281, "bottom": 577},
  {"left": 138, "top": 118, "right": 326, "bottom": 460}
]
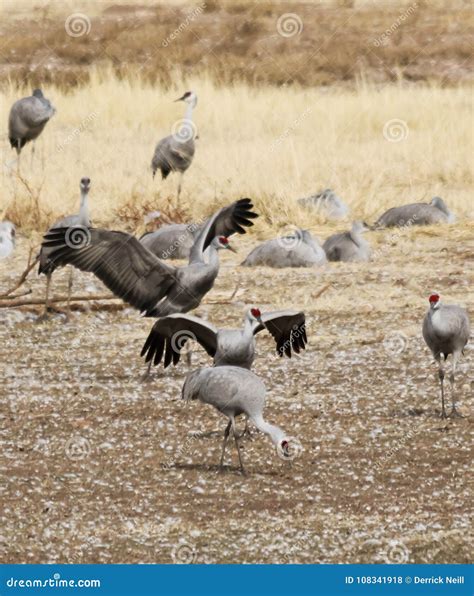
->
[
  {"left": 42, "top": 199, "right": 258, "bottom": 317},
  {"left": 0, "top": 221, "right": 16, "bottom": 259},
  {"left": 182, "top": 366, "right": 295, "bottom": 474},
  {"left": 151, "top": 91, "right": 197, "bottom": 205},
  {"left": 141, "top": 307, "right": 307, "bottom": 370},
  {"left": 323, "top": 221, "right": 371, "bottom": 262},
  {"left": 298, "top": 189, "right": 349, "bottom": 220},
  {"left": 139, "top": 222, "right": 201, "bottom": 260},
  {"left": 8, "top": 89, "right": 56, "bottom": 171},
  {"left": 422, "top": 293, "right": 470, "bottom": 418},
  {"left": 375, "top": 197, "right": 455, "bottom": 228},
  {"left": 38, "top": 177, "right": 91, "bottom": 320},
  {"left": 241, "top": 228, "right": 326, "bottom": 268}
]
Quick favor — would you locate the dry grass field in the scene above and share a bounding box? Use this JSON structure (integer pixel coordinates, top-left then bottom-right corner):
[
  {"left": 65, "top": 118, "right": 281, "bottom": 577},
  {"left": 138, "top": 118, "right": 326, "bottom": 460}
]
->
[{"left": 0, "top": 0, "right": 473, "bottom": 567}]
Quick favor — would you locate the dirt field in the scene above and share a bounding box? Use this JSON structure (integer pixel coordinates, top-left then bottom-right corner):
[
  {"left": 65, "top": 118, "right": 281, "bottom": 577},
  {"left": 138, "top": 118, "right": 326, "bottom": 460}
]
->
[{"left": 1, "top": 220, "right": 472, "bottom": 564}]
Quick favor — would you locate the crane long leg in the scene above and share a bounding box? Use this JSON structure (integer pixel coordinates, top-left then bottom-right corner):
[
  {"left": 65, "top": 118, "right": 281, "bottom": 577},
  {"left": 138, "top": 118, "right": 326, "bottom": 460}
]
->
[
  {"left": 37, "top": 273, "right": 52, "bottom": 321},
  {"left": 231, "top": 418, "right": 246, "bottom": 475},
  {"left": 140, "top": 361, "right": 153, "bottom": 383},
  {"left": 176, "top": 172, "right": 184, "bottom": 210},
  {"left": 438, "top": 360, "right": 447, "bottom": 419},
  {"left": 65, "top": 267, "right": 74, "bottom": 321},
  {"left": 219, "top": 420, "right": 232, "bottom": 470},
  {"left": 448, "top": 353, "right": 464, "bottom": 418}
]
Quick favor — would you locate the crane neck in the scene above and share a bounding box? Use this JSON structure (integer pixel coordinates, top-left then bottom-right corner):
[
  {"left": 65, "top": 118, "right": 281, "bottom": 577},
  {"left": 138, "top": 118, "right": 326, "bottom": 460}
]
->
[
  {"left": 183, "top": 102, "right": 194, "bottom": 124},
  {"left": 250, "top": 414, "right": 286, "bottom": 447},
  {"left": 78, "top": 190, "right": 90, "bottom": 227},
  {"left": 243, "top": 314, "right": 255, "bottom": 339}
]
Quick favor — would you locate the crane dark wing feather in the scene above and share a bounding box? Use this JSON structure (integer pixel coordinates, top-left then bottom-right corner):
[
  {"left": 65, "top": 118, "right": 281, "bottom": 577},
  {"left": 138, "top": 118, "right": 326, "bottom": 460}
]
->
[
  {"left": 141, "top": 314, "right": 218, "bottom": 368},
  {"left": 42, "top": 227, "right": 177, "bottom": 315},
  {"left": 253, "top": 310, "right": 307, "bottom": 358},
  {"left": 189, "top": 198, "right": 258, "bottom": 263}
]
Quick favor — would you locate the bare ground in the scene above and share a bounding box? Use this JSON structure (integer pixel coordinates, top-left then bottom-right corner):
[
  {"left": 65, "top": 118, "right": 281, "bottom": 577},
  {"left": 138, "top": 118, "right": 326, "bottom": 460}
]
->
[{"left": 0, "top": 222, "right": 473, "bottom": 564}]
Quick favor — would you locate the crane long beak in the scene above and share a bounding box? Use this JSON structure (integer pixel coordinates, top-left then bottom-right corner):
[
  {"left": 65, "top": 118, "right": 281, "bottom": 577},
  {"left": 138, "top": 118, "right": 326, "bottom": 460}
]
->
[
  {"left": 226, "top": 244, "right": 237, "bottom": 253},
  {"left": 174, "top": 95, "right": 185, "bottom": 102}
]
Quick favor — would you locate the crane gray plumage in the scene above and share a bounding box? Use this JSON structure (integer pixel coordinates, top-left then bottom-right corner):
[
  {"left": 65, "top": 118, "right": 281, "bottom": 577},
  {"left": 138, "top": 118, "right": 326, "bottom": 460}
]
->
[
  {"left": 37, "top": 177, "right": 91, "bottom": 320},
  {"left": 375, "top": 197, "right": 455, "bottom": 228},
  {"left": 422, "top": 293, "right": 470, "bottom": 418},
  {"left": 241, "top": 228, "right": 326, "bottom": 268},
  {"left": 151, "top": 91, "right": 197, "bottom": 203},
  {"left": 141, "top": 308, "right": 307, "bottom": 369},
  {"left": 298, "top": 189, "right": 349, "bottom": 220},
  {"left": 181, "top": 366, "right": 294, "bottom": 474},
  {"left": 0, "top": 221, "right": 16, "bottom": 259},
  {"left": 8, "top": 89, "right": 55, "bottom": 168},
  {"left": 139, "top": 222, "right": 201, "bottom": 260},
  {"left": 323, "top": 221, "right": 371, "bottom": 262},
  {"left": 42, "top": 198, "right": 258, "bottom": 317}
]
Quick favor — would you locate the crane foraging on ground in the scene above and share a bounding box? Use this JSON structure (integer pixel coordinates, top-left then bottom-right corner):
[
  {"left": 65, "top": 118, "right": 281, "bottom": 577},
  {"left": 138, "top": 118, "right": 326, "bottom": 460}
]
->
[
  {"left": 151, "top": 91, "right": 197, "bottom": 205},
  {"left": 181, "top": 366, "right": 295, "bottom": 474},
  {"left": 422, "top": 293, "right": 470, "bottom": 418},
  {"left": 141, "top": 307, "right": 307, "bottom": 370},
  {"left": 8, "top": 89, "right": 56, "bottom": 171},
  {"left": 42, "top": 198, "right": 258, "bottom": 317},
  {"left": 38, "top": 177, "right": 91, "bottom": 321}
]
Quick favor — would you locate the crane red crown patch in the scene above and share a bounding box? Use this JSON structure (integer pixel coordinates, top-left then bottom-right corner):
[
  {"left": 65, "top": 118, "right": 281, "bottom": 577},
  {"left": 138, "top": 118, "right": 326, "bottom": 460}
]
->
[
  {"left": 429, "top": 293, "right": 440, "bottom": 304},
  {"left": 219, "top": 236, "right": 229, "bottom": 244},
  {"left": 251, "top": 308, "right": 261, "bottom": 318}
]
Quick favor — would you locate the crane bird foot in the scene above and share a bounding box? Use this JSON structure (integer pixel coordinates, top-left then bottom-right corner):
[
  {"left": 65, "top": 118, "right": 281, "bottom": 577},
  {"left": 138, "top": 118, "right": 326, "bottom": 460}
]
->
[{"left": 447, "top": 407, "right": 465, "bottom": 419}]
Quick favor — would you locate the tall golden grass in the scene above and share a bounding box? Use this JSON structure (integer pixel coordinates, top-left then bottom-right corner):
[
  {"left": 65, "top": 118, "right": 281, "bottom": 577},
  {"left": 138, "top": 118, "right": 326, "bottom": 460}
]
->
[{"left": 1, "top": 70, "right": 472, "bottom": 237}]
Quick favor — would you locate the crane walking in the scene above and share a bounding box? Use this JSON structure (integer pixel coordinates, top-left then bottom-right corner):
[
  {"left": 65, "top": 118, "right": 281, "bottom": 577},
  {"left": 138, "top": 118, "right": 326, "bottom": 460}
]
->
[
  {"left": 8, "top": 89, "right": 56, "bottom": 172},
  {"left": 181, "top": 366, "right": 295, "bottom": 474},
  {"left": 151, "top": 91, "right": 197, "bottom": 205},
  {"left": 422, "top": 293, "right": 470, "bottom": 418}
]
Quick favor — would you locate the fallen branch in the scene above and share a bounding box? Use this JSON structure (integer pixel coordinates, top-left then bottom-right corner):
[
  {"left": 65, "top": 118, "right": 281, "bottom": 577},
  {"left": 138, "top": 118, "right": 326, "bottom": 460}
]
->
[
  {"left": 0, "top": 247, "right": 37, "bottom": 297},
  {"left": 0, "top": 289, "right": 32, "bottom": 300},
  {"left": 0, "top": 293, "right": 119, "bottom": 309}
]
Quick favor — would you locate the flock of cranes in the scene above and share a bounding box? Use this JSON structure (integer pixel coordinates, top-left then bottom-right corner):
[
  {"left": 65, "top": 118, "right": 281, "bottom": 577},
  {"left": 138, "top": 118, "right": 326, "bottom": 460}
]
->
[{"left": 2, "top": 88, "right": 471, "bottom": 473}]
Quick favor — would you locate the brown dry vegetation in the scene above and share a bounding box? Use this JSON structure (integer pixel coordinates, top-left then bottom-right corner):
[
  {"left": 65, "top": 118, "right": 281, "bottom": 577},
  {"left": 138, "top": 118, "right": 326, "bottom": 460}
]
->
[{"left": 0, "top": 0, "right": 473, "bottom": 90}]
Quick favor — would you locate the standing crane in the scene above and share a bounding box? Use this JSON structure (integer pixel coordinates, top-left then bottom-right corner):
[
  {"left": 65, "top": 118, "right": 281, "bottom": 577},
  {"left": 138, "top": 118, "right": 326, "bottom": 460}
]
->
[
  {"left": 151, "top": 91, "right": 197, "bottom": 205},
  {"left": 8, "top": 89, "right": 56, "bottom": 171},
  {"left": 182, "top": 366, "right": 295, "bottom": 474},
  {"left": 141, "top": 307, "right": 307, "bottom": 370},
  {"left": 38, "top": 177, "right": 91, "bottom": 321},
  {"left": 42, "top": 198, "right": 258, "bottom": 317},
  {"left": 422, "top": 293, "right": 470, "bottom": 418}
]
